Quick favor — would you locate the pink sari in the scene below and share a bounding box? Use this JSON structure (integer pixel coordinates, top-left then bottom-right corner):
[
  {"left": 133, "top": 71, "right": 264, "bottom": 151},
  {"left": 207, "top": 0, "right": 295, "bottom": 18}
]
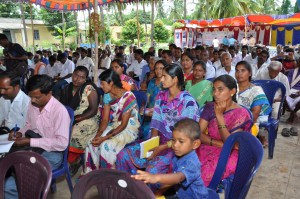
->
[{"left": 196, "top": 102, "right": 252, "bottom": 186}]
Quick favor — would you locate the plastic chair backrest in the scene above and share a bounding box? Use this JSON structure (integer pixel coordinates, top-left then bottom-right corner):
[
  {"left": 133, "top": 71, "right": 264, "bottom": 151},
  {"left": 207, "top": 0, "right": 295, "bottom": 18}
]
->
[
  {"left": 252, "top": 80, "right": 286, "bottom": 120},
  {"left": 208, "top": 132, "right": 263, "bottom": 199},
  {"left": 51, "top": 106, "right": 74, "bottom": 193},
  {"left": 0, "top": 151, "right": 52, "bottom": 199},
  {"left": 71, "top": 168, "right": 155, "bottom": 199},
  {"left": 132, "top": 90, "right": 147, "bottom": 123},
  {"left": 62, "top": 106, "right": 75, "bottom": 168}
]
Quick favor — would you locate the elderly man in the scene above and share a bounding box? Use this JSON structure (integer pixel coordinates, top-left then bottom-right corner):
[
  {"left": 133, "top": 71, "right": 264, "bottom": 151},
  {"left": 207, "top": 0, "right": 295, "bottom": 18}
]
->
[
  {"left": 0, "top": 72, "right": 30, "bottom": 134},
  {"left": 255, "top": 61, "right": 291, "bottom": 119},
  {"left": 228, "top": 46, "right": 242, "bottom": 66},
  {"left": 5, "top": 75, "right": 70, "bottom": 198},
  {"left": 215, "top": 52, "right": 236, "bottom": 79},
  {"left": 200, "top": 49, "right": 216, "bottom": 79}
]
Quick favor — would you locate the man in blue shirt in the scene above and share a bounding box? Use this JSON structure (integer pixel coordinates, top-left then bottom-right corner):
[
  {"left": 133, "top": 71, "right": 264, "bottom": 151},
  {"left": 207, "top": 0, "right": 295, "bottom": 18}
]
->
[
  {"left": 222, "top": 36, "right": 229, "bottom": 46},
  {"left": 132, "top": 118, "right": 208, "bottom": 199}
]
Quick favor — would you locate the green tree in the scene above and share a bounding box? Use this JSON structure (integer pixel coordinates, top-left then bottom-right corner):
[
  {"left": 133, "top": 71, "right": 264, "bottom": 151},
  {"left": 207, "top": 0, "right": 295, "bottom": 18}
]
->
[
  {"left": 156, "top": 0, "right": 167, "bottom": 20},
  {"left": 0, "top": 2, "right": 19, "bottom": 18},
  {"left": 54, "top": 24, "right": 77, "bottom": 47},
  {"left": 39, "top": 8, "right": 76, "bottom": 37},
  {"left": 169, "top": 0, "right": 184, "bottom": 20},
  {"left": 153, "top": 20, "right": 169, "bottom": 44},
  {"left": 280, "top": 0, "right": 293, "bottom": 14},
  {"left": 99, "top": 25, "right": 112, "bottom": 45},
  {"left": 123, "top": 10, "right": 151, "bottom": 24},
  {"left": 0, "top": 2, "right": 39, "bottom": 19},
  {"left": 294, "top": 1, "right": 300, "bottom": 13},
  {"left": 121, "top": 18, "right": 145, "bottom": 44}
]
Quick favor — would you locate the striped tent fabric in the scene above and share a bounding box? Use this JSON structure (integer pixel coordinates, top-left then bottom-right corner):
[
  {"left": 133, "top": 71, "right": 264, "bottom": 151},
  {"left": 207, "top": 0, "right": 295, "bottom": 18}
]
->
[{"left": 3, "top": 0, "right": 135, "bottom": 11}]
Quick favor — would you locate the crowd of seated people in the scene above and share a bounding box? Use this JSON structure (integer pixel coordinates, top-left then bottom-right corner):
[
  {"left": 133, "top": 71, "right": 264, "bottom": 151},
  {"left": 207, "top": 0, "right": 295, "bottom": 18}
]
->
[{"left": 1, "top": 30, "right": 300, "bottom": 198}]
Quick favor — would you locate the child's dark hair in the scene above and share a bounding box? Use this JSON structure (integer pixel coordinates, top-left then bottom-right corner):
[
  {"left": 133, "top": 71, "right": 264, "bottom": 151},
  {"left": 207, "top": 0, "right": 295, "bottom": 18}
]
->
[{"left": 174, "top": 118, "right": 200, "bottom": 140}]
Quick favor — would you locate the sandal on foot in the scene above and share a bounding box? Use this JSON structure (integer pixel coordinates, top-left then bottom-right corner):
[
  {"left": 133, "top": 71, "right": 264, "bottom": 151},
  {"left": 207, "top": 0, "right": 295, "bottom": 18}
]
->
[
  {"left": 281, "top": 128, "right": 290, "bottom": 137},
  {"left": 290, "top": 127, "right": 298, "bottom": 136}
]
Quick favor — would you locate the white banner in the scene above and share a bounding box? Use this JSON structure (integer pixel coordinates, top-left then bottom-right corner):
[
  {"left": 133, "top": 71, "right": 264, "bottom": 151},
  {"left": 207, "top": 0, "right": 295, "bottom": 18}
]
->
[{"left": 174, "top": 29, "right": 182, "bottom": 48}]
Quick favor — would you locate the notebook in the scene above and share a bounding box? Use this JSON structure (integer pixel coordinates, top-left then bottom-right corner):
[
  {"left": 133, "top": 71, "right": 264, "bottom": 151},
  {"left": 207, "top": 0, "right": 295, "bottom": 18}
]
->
[
  {"left": 140, "top": 136, "right": 160, "bottom": 159},
  {"left": 0, "top": 134, "right": 14, "bottom": 153}
]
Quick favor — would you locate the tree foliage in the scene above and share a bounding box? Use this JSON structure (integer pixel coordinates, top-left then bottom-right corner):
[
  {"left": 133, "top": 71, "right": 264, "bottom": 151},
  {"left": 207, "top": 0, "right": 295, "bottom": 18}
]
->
[
  {"left": 121, "top": 18, "right": 145, "bottom": 44},
  {"left": 0, "top": 2, "right": 39, "bottom": 19},
  {"left": 153, "top": 20, "right": 169, "bottom": 43},
  {"left": 39, "top": 8, "right": 76, "bottom": 37},
  {"left": 279, "top": 0, "right": 293, "bottom": 14},
  {"left": 54, "top": 24, "right": 77, "bottom": 46}
]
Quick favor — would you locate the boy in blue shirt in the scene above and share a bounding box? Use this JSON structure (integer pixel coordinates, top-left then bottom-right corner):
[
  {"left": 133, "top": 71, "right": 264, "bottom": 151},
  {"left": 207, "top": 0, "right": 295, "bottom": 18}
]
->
[{"left": 132, "top": 118, "right": 208, "bottom": 199}]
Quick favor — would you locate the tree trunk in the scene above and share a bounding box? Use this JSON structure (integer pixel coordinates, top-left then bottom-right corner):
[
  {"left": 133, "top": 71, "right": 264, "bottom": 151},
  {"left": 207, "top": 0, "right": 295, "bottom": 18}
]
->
[
  {"left": 62, "top": 10, "right": 65, "bottom": 50},
  {"left": 151, "top": 0, "right": 155, "bottom": 46},
  {"left": 136, "top": 0, "right": 140, "bottom": 47},
  {"left": 30, "top": 3, "right": 35, "bottom": 51},
  {"left": 142, "top": 0, "right": 148, "bottom": 43},
  {"left": 116, "top": 2, "right": 124, "bottom": 26},
  {"left": 20, "top": 4, "right": 28, "bottom": 48},
  {"left": 74, "top": 12, "right": 80, "bottom": 47},
  {"left": 184, "top": 0, "right": 187, "bottom": 19},
  {"left": 100, "top": 5, "right": 106, "bottom": 47}
]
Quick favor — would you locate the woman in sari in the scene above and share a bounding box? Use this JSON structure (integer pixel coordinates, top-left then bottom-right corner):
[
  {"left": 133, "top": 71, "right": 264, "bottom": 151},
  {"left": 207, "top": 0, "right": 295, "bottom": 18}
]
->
[
  {"left": 141, "top": 60, "right": 167, "bottom": 139},
  {"left": 58, "top": 66, "right": 100, "bottom": 175},
  {"left": 185, "top": 61, "right": 213, "bottom": 108},
  {"left": 181, "top": 52, "right": 194, "bottom": 81},
  {"left": 83, "top": 69, "right": 140, "bottom": 172},
  {"left": 111, "top": 59, "right": 137, "bottom": 91},
  {"left": 235, "top": 61, "right": 271, "bottom": 146},
  {"left": 197, "top": 75, "right": 252, "bottom": 186},
  {"left": 116, "top": 64, "right": 199, "bottom": 191}
]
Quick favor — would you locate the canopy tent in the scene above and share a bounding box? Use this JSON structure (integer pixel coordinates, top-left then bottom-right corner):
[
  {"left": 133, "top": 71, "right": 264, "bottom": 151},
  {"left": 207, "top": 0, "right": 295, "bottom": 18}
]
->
[
  {"left": 4, "top": 0, "right": 134, "bottom": 11},
  {"left": 177, "top": 14, "right": 300, "bottom": 28}
]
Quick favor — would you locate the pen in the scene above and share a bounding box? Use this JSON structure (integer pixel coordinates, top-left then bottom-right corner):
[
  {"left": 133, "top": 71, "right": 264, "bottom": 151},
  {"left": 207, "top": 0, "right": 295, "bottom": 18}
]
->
[{"left": 14, "top": 124, "right": 17, "bottom": 137}]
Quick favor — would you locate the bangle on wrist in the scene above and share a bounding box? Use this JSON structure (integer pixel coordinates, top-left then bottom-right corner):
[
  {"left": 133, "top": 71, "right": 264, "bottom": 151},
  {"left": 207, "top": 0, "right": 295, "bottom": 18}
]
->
[
  {"left": 210, "top": 138, "right": 213, "bottom": 146},
  {"left": 218, "top": 124, "right": 227, "bottom": 130},
  {"left": 167, "top": 140, "right": 172, "bottom": 148}
]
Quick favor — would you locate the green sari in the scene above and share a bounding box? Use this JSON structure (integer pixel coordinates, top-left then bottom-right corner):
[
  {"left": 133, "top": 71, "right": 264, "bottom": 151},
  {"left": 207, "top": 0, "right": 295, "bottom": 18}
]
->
[{"left": 186, "top": 79, "right": 213, "bottom": 108}]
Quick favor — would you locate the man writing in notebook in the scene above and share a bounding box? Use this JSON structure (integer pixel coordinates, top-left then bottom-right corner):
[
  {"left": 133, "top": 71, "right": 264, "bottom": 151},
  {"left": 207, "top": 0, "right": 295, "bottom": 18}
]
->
[{"left": 5, "top": 75, "right": 70, "bottom": 199}]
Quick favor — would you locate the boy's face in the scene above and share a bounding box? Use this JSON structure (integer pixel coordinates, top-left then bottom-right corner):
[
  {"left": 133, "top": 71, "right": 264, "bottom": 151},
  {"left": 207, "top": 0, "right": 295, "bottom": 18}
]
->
[{"left": 171, "top": 130, "right": 200, "bottom": 157}]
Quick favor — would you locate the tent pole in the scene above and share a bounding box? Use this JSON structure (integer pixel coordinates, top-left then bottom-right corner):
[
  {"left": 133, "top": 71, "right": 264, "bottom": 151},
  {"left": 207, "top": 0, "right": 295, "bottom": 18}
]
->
[
  {"left": 150, "top": 0, "right": 154, "bottom": 46},
  {"left": 88, "top": 0, "right": 92, "bottom": 48},
  {"left": 93, "top": 0, "right": 99, "bottom": 84}
]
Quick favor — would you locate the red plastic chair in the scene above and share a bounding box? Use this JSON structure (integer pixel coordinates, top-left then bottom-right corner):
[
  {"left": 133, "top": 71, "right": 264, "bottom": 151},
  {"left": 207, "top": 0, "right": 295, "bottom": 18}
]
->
[
  {"left": 71, "top": 169, "right": 155, "bottom": 199},
  {"left": 0, "top": 151, "right": 52, "bottom": 199}
]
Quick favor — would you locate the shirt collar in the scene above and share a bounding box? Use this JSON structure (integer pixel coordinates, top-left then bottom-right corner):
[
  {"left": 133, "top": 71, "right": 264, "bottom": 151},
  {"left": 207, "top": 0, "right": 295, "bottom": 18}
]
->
[
  {"left": 175, "top": 150, "right": 196, "bottom": 163},
  {"left": 43, "top": 96, "right": 55, "bottom": 113},
  {"left": 13, "top": 90, "right": 24, "bottom": 102}
]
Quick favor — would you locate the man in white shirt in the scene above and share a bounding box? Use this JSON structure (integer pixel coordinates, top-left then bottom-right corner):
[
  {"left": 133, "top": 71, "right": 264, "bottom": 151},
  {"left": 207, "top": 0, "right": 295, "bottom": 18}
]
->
[
  {"left": 200, "top": 49, "right": 216, "bottom": 79},
  {"left": 255, "top": 61, "right": 290, "bottom": 119},
  {"left": 249, "top": 35, "right": 256, "bottom": 47},
  {"left": 212, "top": 37, "right": 219, "bottom": 49},
  {"left": 228, "top": 46, "right": 242, "bottom": 67},
  {"left": 76, "top": 47, "right": 94, "bottom": 79},
  {"left": 244, "top": 48, "right": 258, "bottom": 65},
  {"left": 126, "top": 49, "right": 147, "bottom": 81},
  {"left": 127, "top": 45, "right": 137, "bottom": 66},
  {"left": 216, "top": 52, "right": 236, "bottom": 79},
  {"left": 53, "top": 52, "right": 75, "bottom": 95},
  {"left": 252, "top": 50, "right": 269, "bottom": 79},
  {"left": 0, "top": 71, "right": 30, "bottom": 133},
  {"left": 240, "top": 37, "right": 249, "bottom": 46},
  {"left": 98, "top": 49, "right": 111, "bottom": 76},
  {"left": 46, "top": 55, "right": 60, "bottom": 78},
  {"left": 213, "top": 49, "right": 226, "bottom": 70}
]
